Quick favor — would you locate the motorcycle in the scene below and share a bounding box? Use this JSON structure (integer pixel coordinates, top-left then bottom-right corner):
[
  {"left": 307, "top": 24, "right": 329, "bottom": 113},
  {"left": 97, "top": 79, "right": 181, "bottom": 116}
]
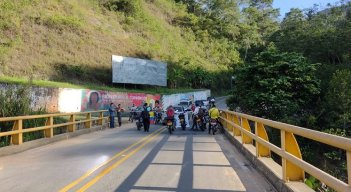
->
[
  {"left": 210, "top": 118, "right": 219, "bottom": 135},
  {"left": 203, "top": 111, "right": 210, "bottom": 124},
  {"left": 178, "top": 113, "right": 186, "bottom": 130},
  {"left": 195, "top": 115, "right": 205, "bottom": 131},
  {"left": 129, "top": 111, "right": 137, "bottom": 123},
  {"left": 167, "top": 118, "right": 174, "bottom": 134},
  {"left": 154, "top": 111, "right": 162, "bottom": 124},
  {"left": 135, "top": 115, "right": 143, "bottom": 131}
]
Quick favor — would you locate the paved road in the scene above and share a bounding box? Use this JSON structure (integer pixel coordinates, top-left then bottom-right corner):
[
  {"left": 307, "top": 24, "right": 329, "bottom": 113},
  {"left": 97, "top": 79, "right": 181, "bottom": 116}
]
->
[
  {"left": 215, "top": 96, "right": 229, "bottom": 110},
  {"left": 0, "top": 122, "right": 275, "bottom": 192}
]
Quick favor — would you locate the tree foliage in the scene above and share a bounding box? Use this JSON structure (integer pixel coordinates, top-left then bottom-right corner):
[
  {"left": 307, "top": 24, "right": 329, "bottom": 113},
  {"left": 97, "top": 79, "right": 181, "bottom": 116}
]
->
[
  {"left": 230, "top": 47, "right": 320, "bottom": 122},
  {"left": 272, "top": 2, "right": 351, "bottom": 65}
]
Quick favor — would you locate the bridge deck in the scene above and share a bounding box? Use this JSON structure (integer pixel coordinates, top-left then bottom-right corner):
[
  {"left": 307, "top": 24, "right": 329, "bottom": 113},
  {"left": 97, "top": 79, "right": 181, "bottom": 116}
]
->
[{"left": 0, "top": 123, "right": 276, "bottom": 192}]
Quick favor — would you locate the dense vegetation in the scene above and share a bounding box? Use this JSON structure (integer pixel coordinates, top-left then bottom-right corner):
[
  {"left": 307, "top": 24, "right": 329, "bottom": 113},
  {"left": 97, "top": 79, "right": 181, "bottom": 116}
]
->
[{"left": 224, "top": 1, "right": 351, "bottom": 190}]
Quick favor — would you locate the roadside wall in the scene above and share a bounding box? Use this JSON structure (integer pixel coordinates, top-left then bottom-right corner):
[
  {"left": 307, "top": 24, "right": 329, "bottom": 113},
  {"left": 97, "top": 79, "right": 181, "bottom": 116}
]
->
[
  {"left": 0, "top": 83, "right": 210, "bottom": 112},
  {"left": 161, "top": 90, "right": 210, "bottom": 110}
]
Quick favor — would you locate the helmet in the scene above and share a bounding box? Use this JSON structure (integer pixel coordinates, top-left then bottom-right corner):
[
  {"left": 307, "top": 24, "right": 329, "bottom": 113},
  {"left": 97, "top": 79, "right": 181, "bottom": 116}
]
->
[{"left": 210, "top": 98, "right": 215, "bottom": 103}]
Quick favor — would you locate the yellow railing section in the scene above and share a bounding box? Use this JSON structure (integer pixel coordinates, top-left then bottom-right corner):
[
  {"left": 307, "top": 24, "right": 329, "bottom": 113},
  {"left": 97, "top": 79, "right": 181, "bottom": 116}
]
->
[
  {"left": 0, "top": 110, "right": 108, "bottom": 145},
  {"left": 219, "top": 110, "right": 351, "bottom": 192}
]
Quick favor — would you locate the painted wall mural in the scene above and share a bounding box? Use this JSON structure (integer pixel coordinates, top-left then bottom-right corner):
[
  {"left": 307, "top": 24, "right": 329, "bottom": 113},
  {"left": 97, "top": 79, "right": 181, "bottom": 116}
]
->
[
  {"left": 80, "top": 90, "right": 161, "bottom": 112},
  {"left": 0, "top": 83, "right": 210, "bottom": 113}
]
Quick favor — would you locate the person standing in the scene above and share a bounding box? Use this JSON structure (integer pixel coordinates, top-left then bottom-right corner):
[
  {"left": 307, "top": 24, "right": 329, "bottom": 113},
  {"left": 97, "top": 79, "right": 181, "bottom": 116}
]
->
[
  {"left": 142, "top": 103, "right": 150, "bottom": 132},
  {"left": 116, "top": 104, "right": 123, "bottom": 127},
  {"left": 109, "top": 103, "right": 116, "bottom": 128},
  {"left": 129, "top": 103, "right": 137, "bottom": 122},
  {"left": 191, "top": 103, "right": 200, "bottom": 130}
]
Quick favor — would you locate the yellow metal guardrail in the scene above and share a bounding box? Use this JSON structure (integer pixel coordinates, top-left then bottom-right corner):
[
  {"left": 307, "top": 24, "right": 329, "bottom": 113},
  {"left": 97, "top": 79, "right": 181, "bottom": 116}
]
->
[
  {"left": 219, "top": 110, "right": 351, "bottom": 192},
  {"left": 0, "top": 110, "right": 108, "bottom": 145}
]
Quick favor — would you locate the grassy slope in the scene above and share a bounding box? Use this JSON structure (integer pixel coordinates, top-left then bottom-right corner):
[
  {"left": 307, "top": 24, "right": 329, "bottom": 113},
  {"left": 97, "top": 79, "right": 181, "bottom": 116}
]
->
[{"left": 0, "top": 0, "right": 226, "bottom": 89}]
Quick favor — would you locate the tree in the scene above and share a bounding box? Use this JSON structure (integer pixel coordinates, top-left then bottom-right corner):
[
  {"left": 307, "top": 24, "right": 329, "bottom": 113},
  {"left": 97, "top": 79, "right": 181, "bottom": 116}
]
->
[
  {"left": 229, "top": 47, "right": 320, "bottom": 122},
  {"left": 324, "top": 69, "right": 351, "bottom": 135},
  {"left": 271, "top": 1, "right": 351, "bottom": 65},
  {"left": 240, "top": 0, "right": 279, "bottom": 61}
]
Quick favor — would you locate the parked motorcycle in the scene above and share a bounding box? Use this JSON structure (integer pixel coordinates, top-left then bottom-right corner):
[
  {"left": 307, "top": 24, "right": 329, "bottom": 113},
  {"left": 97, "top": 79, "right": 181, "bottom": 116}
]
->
[{"left": 178, "top": 113, "right": 186, "bottom": 130}]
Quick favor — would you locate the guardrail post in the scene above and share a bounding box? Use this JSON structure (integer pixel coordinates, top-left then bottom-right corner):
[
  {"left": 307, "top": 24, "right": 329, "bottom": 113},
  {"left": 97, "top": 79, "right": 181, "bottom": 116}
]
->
[
  {"left": 241, "top": 117, "right": 253, "bottom": 144},
  {"left": 85, "top": 113, "right": 92, "bottom": 128},
  {"left": 281, "top": 130, "right": 304, "bottom": 182},
  {"left": 45, "top": 116, "right": 53, "bottom": 138},
  {"left": 281, "top": 130, "right": 287, "bottom": 181},
  {"left": 222, "top": 112, "right": 227, "bottom": 129},
  {"left": 233, "top": 115, "right": 241, "bottom": 136},
  {"left": 220, "top": 112, "right": 226, "bottom": 128},
  {"left": 255, "top": 122, "right": 270, "bottom": 157},
  {"left": 98, "top": 112, "right": 104, "bottom": 126},
  {"left": 226, "top": 113, "right": 233, "bottom": 132},
  {"left": 68, "top": 114, "right": 75, "bottom": 132},
  {"left": 347, "top": 151, "right": 351, "bottom": 185},
  {"left": 12, "top": 119, "right": 23, "bottom": 145}
]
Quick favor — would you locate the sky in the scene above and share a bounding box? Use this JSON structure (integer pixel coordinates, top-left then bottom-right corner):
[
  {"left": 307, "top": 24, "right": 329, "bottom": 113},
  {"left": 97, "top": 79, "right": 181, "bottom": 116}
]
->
[{"left": 273, "top": 0, "right": 344, "bottom": 18}]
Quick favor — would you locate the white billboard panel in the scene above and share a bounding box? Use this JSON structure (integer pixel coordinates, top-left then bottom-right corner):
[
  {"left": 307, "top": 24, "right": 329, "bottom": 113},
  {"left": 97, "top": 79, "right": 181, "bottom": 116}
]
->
[{"left": 112, "top": 55, "right": 167, "bottom": 86}]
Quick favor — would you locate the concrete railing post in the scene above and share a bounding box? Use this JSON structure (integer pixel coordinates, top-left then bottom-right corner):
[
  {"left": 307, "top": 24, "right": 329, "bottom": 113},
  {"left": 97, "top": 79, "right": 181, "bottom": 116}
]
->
[
  {"left": 241, "top": 117, "right": 253, "bottom": 144},
  {"left": 98, "top": 112, "right": 104, "bottom": 126},
  {"left": 68, "top": 114, "right": 76, "bottom": 132},
  {"left": 85, "top": 113, "right": 92, "bottom": 128},
  {"left": 255, "top": 122, "right": 270, "bottom": 158},
  {"left": 45, "top": 116, "right": 54, "bottom": 138},
  {"left": 281, "top": 130, "right": 304, "bottom": 182},
  {"left": 347, "top": 151, "right": 351, "bottom": 185},
  {"left": 12, "top": 119, "right": 23, "bottom": 145}
]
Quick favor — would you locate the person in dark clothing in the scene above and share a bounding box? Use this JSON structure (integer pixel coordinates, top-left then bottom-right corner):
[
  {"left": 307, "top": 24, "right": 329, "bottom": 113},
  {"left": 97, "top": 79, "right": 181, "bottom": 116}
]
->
[
  {"left": 116, "top": 104, "right": 123, "bottom": 127},
  {"left": 142, "top": 103, "right": 150, "bottom": 132},
  {"left": 108, "top": 103, "right": 116, "bottom": 128}
]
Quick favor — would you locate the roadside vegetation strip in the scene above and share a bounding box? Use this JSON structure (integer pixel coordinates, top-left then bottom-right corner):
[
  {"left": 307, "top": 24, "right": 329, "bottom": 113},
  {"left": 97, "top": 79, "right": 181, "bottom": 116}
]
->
[
  {"left": 0, "top": 76, "right": 200, "bottom": 95},
  {"left": 59, "top": 127, "right": 165, "bottom": 192},
  {"left": 77, "top": 127, "right": 166, "bottom": 192}
]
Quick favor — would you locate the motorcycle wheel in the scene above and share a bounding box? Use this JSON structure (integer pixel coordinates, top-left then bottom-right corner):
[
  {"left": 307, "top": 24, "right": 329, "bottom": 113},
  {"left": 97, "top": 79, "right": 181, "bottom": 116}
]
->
[
  {"left": 213, "top": 125, "right": 217, "bottom": 135},
  {"left": 200, "top": 123, "right": 205, "bottom": 131},
  {"left": 168, "top": 126, "right": 172, "bottom": 134}
]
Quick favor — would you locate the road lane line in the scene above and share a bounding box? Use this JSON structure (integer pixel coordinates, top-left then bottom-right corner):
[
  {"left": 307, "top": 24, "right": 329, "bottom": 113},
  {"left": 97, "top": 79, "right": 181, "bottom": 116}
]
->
[
  {"left": 59, "top": 127, "right": 164, "bottom": 192},
  {"left": 77, "top": 128, "right": 166, "bottom": 192}
]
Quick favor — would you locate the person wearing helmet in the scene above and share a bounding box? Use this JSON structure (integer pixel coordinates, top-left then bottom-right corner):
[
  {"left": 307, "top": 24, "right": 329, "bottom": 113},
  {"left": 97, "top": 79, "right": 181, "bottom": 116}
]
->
[
  {"left": 166, "top": 105, "right": 175, "bottom": 130},
  {"left": 191, "top": 103, "right": 201, "bottom": 130},
  {"left": 208, "top": 104, "right": 220, "bottom": 134},
  {"left": 209, "top": 98, "right": 216, "bottom": 109}
]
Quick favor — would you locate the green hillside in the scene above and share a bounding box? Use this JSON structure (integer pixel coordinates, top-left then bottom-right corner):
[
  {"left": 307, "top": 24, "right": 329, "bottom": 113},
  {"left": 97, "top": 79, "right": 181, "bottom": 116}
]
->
[{"left": 0, "top": 0, "right": 241, "bottom": 91}]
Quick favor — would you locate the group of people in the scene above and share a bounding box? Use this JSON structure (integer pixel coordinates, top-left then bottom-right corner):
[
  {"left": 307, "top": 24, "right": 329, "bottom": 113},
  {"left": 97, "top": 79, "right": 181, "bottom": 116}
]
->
[
  {"left": 190, "top": 100, "right": 220, "bottom": 133},
  {"left": 109, "top": 102, "right": 152, "bottom": 131},
  {"left": 165, "top": 99, "right": 220, "bottom": 134},
  {"left": 109, "top": 98, "right": 220, "bottom": 134},
  {"left": 108, "top": 103, "right": 124, "bottom": 128}
]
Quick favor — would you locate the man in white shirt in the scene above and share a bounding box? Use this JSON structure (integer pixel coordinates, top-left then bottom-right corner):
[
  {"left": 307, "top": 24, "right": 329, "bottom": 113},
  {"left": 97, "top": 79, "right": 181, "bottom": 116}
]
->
[{"left": 191, "top": 104, "right": 201, "bottom": 130}]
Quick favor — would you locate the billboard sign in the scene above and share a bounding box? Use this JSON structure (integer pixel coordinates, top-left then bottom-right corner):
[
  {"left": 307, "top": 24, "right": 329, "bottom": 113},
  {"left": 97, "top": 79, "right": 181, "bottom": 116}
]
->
[{"left": 112, "top": 55, "right": 167, "bottom": 86}]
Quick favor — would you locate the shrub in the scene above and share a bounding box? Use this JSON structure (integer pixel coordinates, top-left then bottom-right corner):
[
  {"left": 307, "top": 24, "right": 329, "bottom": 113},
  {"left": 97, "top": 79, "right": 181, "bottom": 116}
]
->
[
  {"left": 99, "top": 0, "right": 142, "bottom": 16},
  {"left": 43, "top": 14, "right": 83, "bottom": 30}
]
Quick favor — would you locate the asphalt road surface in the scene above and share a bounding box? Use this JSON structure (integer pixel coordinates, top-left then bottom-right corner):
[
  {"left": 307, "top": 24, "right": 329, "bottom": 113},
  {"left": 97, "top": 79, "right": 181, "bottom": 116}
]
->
[{"left": 0, "top": 117, "right": 276, "bottom": 192}]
